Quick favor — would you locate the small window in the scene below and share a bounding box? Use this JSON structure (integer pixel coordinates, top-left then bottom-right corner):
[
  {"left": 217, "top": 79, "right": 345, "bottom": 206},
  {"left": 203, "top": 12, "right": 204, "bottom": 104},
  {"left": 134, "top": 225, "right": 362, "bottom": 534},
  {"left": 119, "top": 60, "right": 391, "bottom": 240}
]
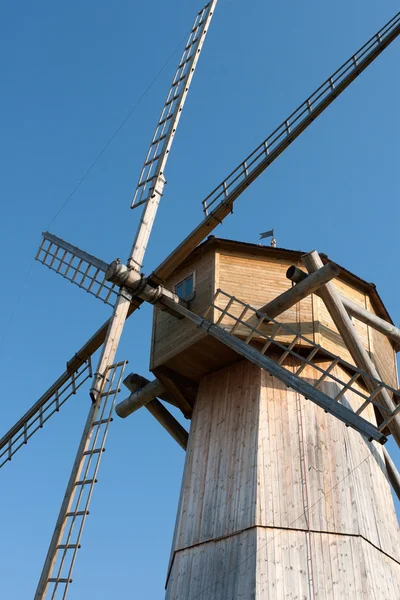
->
[{"left": 175, "top": 272, "right": 195, "bottom": 302}]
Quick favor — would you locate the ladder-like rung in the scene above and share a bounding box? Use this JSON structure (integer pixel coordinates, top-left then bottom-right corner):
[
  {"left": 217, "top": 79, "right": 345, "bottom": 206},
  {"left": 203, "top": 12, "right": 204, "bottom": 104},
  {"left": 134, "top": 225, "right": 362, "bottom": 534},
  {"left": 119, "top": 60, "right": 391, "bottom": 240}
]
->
[
  {"left": 378, "top": 402, "right": 400, "bottom": 431},
  {"left": 66, "top": 511, "right": 89, "bottom": 517},
  {"left": 92, "top": 418, "right": 112, "bottom": 427},
  {"left": 178, "top": 55, "right": 192, "bottom": 70},
  {"left": 144, "top": 153, "right": 161, "bottom": 167},
  {"left": 100, "top": 387, "right": 120, "bottom": 397},
  {"left": 57, "top": 544, "right": 80, "bottom": 550},
  {"left": 333, "top": 372, "right": 361, "bottom": 402},
  {"left": 158, "top": 114, "right": 174, "bottom": 127},
  {"left": 171, "top": 74, "right": 187, "bottom": 88},
  {"left": 83, "top": 448, "right": 103, "bottom": 456},
  {"left": 314, "top": 358, "right": 340, "bottom": 389},
  {"left": 191, "top": 18, "right": 206, "bottom": 34},
  {"left": 260, "top": 324, "right": 281, "bottom": 354},
  {"left": 75, "top": 479, "right": 97, "bottom": 486},
  {"left": 295, "top": 346, "right": 319, "bottom": 376},
  {"left": 165, "top": 92, "right": 180, "bottom": 107},
  {"left": 131, "top": 1, "right": 215, "bottom": 210},
  {"left": 151, "top": 133, "right": 167, "bottom": 147},
  {"left": 185, "top": 35, "right": 199, "bottom": 51},
  {"left": 277, "top": 336, "right": 299, "bottom": 365},
  {"left": 230, "top": 306, "right": 249, "bottom": 334},
  {"left": 215, "top": 297, "right": 235, "bottom": 325},
  {"left": 244, "top": 316, "right": 266, "bottom": 344},
  {"left": 48, "top": 578, "right": 72, "bottom": 584}
]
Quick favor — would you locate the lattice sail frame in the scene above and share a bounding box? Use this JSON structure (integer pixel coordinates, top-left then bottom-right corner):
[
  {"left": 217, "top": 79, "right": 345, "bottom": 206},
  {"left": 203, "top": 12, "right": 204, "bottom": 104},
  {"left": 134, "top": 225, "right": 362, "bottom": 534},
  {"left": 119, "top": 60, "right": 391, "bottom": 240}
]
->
[
  {"left": 204, "top": 290, "right": 400, "bottom": 435},
  {"left": 131, "top": 0, "right": 218, "bottom": 209},
  {"left": 201, "top": 11, "right": 400, "bottom": 216},
  {"left": 36, "top": 232, "right": 118, "bottom": 307},
  {"left": 35, "top": 361, "right": 127, "bottom": 600},
  {"left": 0, "top": 358, "right": 92, "bottom": 469}
]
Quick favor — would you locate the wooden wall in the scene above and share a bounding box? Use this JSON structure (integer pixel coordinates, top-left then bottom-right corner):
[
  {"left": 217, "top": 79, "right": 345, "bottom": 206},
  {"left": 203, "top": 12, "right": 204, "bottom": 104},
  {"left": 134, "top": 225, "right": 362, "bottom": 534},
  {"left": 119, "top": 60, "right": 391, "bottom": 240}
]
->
[
  {"left": 150, "top": 248, "right": 215, "bottom": 371},
  {"left": 151, "top": 243, "right": 398, "bottom": 391},
  {"left": 216, "top": 250, "right": 315, "bottom": 346},
  {"left": 166, "top": 360, "right": 400, "bottom": 599}
]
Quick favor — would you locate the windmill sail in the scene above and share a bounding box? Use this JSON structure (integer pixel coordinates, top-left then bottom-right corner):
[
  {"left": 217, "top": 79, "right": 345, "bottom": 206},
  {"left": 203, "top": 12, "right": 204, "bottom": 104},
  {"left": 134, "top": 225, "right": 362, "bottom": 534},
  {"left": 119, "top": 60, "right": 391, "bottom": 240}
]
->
[
  {"left": 34, "top": 361, "right": 127, "bottom": 600},
  {"left": 33, "top": 3, "right": 219, "bottom": 598},
  {"left": 151, "top": 10, "right": 400, "bottom": 284},
  {"left": 131, "top": 0, "right": 218, "bottom": 210},
  {"left": 36, "top": 232, "right": 118, "bottom": 307},
  {"left": 0, "top": 358, "right": 92, "bottom": 469}
]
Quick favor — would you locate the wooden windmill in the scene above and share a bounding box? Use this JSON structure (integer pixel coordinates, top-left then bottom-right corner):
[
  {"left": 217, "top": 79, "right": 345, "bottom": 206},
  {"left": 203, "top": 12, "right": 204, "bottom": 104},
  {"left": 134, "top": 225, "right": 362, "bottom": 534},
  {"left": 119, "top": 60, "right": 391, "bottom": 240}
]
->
[{"left": 1, "top": 2, "right": 400, "bottom": 597}]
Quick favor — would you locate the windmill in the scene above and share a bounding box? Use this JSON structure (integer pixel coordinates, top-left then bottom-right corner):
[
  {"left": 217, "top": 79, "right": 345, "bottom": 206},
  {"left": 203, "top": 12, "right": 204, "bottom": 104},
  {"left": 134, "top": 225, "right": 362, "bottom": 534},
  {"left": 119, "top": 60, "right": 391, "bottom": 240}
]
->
[{"left": 1, "top": 2, "right": 400, "bottom": 597}]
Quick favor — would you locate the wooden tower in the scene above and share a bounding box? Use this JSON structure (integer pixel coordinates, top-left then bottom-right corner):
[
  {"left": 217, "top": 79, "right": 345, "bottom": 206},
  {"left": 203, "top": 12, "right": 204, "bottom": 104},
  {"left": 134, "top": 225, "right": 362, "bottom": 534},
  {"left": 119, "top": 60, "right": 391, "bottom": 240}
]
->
[
  {"left": 149, "top": 238, "right": 400, "bottom": 598},
  {"left": 1, "top": 5, "right": 400, "bottom": 598}
]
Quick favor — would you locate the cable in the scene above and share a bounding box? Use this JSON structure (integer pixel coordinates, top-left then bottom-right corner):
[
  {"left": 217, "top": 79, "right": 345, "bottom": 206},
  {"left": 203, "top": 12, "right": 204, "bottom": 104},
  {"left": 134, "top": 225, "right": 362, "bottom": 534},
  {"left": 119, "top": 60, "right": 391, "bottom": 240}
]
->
[
  {"left": 188, "top": 443, "right": 380, "bottom": 599},
  {"left": 46, "top": 29, "right": 191, "bottom": 229},
  {"left": 0, "top": 29, "right": 190, "bottom": 347}
]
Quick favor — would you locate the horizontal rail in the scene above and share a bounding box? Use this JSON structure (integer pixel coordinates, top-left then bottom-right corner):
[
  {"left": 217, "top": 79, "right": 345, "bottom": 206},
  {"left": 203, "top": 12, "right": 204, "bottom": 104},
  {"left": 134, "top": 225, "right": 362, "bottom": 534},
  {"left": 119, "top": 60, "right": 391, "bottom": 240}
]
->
[
  {"left": 202, "top": 11, "right": 400, "bottom": 215},
  {"left": 150, "top": 11, "right": 400, "bottom": 285},
  {"left": 160, "top": 296, "right": 387, "bottom": 444},
  {"left": 210, "top": 289, "right": 400, "bottom": 411},
  {"left": 0, "top": 359, "right": 92, "bottom": 468}
]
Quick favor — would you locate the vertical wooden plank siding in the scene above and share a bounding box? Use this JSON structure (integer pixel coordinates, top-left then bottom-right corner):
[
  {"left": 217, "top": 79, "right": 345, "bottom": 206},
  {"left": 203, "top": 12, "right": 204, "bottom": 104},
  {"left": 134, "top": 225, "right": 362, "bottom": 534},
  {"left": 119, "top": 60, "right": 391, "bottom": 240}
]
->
[{"left": 166, "top": 360, "right": 400, "bottom": 599}]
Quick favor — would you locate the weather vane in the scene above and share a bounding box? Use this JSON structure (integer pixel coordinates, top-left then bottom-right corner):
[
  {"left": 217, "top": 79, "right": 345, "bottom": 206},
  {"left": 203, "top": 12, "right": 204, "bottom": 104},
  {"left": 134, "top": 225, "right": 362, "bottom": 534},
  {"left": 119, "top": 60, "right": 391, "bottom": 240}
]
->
[{"left": 260, "top": 228, "right": 276, "bottom": 247}]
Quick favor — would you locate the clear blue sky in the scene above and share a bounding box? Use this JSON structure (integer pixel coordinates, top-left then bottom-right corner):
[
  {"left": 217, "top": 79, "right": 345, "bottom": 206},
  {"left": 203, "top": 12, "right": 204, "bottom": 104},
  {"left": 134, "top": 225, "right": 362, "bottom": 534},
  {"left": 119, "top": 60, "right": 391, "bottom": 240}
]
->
[{"left": 0, "top": 1, "right": 399, "bottom": 598}]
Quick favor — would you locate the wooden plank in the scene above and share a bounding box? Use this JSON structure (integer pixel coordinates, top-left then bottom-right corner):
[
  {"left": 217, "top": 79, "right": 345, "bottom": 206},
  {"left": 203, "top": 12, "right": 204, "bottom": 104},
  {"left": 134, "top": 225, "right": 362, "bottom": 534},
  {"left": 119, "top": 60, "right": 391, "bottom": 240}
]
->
[
  {"left": 121, "top": 374, "right": 189, "bottom": 450},
  {"left": 258, "top": 262, "right": 340, "bottom": 319},
  {"left": 155, "top": 372, "right": 193, "bottom": 418},
  {"left": 302, "top": 251, "right": 400, "bottom": 447},
  {"left": 162, "top": 296, "right": 387, "bottom": 443},
  {"left": 287, "top": 265, "right": 400, "bottom": 348}
]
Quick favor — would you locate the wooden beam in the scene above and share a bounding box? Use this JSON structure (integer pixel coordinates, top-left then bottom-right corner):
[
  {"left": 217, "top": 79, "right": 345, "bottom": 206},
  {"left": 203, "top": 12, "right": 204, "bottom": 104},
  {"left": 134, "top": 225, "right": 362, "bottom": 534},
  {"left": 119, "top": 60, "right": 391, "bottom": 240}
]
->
[
  {"left": 286, "top": 266, "right": 400, "bottom": 347},
  {"left": 122, "top": 374, "right": 188, "bottom": 451},
  {"left": 160, "top": 297, "right": 386, "bottom": 444},
  {"left": 116, "top": 378, "right": 166, "bottom": 418},
  {"left": 155, "top": 373, "right": 193, "bottom": 419},
  {"left": 302, "top": 251, "right": 400, "bottom": 447},
  {"left": 145, "top": 400, "right": 188, "bottom": 451},
  {"left": 383, "top": 446, "right": 400, "bottom": 502},
  {"left": 258, "top": 262, "right": 340, "bottom": 319},
  {"left": 152, "top": 365, "right": 198, "bottom": 405}
]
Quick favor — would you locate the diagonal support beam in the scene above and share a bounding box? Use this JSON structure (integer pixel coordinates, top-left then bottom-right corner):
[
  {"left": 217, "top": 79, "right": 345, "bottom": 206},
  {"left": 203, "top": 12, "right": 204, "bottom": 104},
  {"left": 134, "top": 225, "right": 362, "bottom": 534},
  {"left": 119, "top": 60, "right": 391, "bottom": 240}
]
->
[
  {"left": 257, "top": 262, "right": 340, "bottom": 319},
  {"left": 302, "top": 251, "right": 400, "bottom": 447},
  {"left": 160, "top": 297, "right": 387, "bottom": 444},
  {"left": 287, "top": 265, "right": 400, "bottom": 348},
  {"left": 117, "top": 377, "right": 166, "bottom": 416},
  {"left": 121, "top": 374, "right": 189, "bottom": 450}
]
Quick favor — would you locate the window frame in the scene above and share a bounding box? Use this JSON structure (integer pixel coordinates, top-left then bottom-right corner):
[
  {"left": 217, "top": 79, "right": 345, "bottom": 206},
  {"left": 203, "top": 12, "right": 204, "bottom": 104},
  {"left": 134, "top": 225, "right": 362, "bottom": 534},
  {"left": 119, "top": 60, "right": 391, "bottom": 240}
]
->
[{"left": 174, "top": 271, "right": 196, "bottom": 303}]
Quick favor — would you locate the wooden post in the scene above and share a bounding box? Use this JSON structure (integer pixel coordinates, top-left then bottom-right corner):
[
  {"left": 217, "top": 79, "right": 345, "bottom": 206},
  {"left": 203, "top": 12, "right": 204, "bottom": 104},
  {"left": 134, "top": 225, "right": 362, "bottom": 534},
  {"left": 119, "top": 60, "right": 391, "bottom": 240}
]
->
[
  {"left": 257, "top": 262, "right": 340, "bottom": 319},
  {"left": 121, "top": 375, "right": 188, "bottom": 450},
  {"left": 116, "top": 379, "right": 166, "bottom": 417},
  {"left": 302, "top": 251, "right": 400, "bottom": 447},
  {"left": 286, "top": 266, "right": 400, "bottom": 347}
]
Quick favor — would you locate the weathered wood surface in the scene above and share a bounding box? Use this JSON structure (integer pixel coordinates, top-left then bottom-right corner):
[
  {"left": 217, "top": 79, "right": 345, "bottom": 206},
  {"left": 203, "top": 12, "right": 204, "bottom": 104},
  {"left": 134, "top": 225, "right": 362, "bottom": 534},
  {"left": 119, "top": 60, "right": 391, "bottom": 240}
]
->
[
  {"left": 121, "top": 373, "right": 188, "bottom": 450},
  {"left": 116, "top": 378, "right": 165, "bottom": 416},
  {"left": 258, "top": 262, "right": 340, "bottom": 320},
  {"left": 302, "top": 251, "right": 400, "bottom": 447},
  {"left": 287, "top": 265, "right": 400, "bottom": 348},
  {"left": 151, "top": 248, "right": 214, "bottom": 371},
  {"left": 151, "top": 245, "right": 397, "bottom": 383},
  {"left": 166, "top": 360, "right": 400, "bottom": 598}
]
